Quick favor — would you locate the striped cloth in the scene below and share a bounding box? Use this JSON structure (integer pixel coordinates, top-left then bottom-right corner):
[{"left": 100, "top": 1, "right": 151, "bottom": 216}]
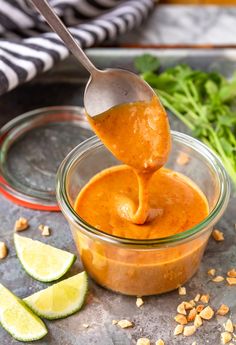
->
[{"left": 0, "top": 0, "right": 154, "bottom": 96}]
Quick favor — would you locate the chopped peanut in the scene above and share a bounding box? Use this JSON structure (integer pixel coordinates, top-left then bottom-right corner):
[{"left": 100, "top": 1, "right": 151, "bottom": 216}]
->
[
  {"left": 136, "top": 338, "right": 150, "bottom": 345},
  {"left": 217, "top": 304, "right": 230, "bottom": 316},
  {"left": 0, "top": 242, "right": 8, "bottom": 259},
  {"left": 136, "top": 297, "right": 144, "bottom": 308},
  {"left": 39, "top": 224, "right": 50, "bottom": 236},
  {"left": 174, "top": 314, "right": 188, "bottom": 325},
  {"left": 212, "top": 276, "right": 225, "bottom": 282},
  {"left": 200, "top": 294, "right": 210, "bottom": 304},
  {"left": 82, "top": 324, "right": 89, "bottom": 328},
  {"left": 42, "top": 226, "right": 50, "bottom": 236},
  {"left": 188, "top": 308, "right": 197, "bottom": 322},
  {"left": 208, "top": 268, "right": 216, "bottom": 276},
  {"left": 183, "top": 325, "right": 196, "bottom": 337},
  {"left": 196, "top": 305, "right": 205, "bottom": 313},
  {"left": 221, "top": 332, "right": 232, "bottom": 344},
  {"left": 14, "top": 217, "right": 28, "bottom": 232},
  {"left": 224, "top": 319, "right": 234, "bottom": 333},
  {"left": 212, "top": 229, "right": 224, "bottom": 241},
  {"left": 194, "top": 315, "right": 203, "bottom": 328},
  {"left": 178, "top": 286, "right": 186, "bottom": 295},
  {"left": 194, "top": 294, "right": 201, "bottom": 302},
  {"left": 112, "top": 320, "right": 118, "bottom": 325},
  {"left": 199, "top": 306, "right": 214, "bottom": 320},
  {"left": 192, "top": 342, "right": 197, "bottom": 345},
  {"left": 155, "top": 340, "right": 165, "bottom": 345},
  {"left": 174, "top": 324, "right": 184, "bottom": 335},
  {"left": 177, "top": 152, "right": 190, "bottom": 165},
  {"left": 189, "top": 300, "right": 196, "bottom": 307},
  {"left": 184, "top": 302, "right": 193, "bottom": 310},
  {"left": 177, "top": 302, "right": 187, "bottom": 315},
  {"left": 227, "top": 269, "right": 236, "bottom": 278},
  {"left": 226, "top": 277, "right": 236, "bottom": 285},
  {"left": 117, "top": 320, "right": 133, "bottom": 329}
]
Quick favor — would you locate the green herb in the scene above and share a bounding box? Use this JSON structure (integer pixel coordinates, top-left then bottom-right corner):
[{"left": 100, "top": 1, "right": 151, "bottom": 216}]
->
[
  {"left": 135, "top": 54, "right": 236, "bottom": 187},
  {"left": 134, "top": 54, "right": 160, "bottom": 74}
]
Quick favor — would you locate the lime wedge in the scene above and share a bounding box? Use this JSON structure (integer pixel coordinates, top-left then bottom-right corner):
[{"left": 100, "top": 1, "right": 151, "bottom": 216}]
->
[
  {"left": 14, "top": 234, "right": 76, "bottom": 282},
  {"left": 0, "top": 283, "right": 47, "bottom": 342},
  {"left": 24, "top": 272, "right": 88, "bottom": 319}
]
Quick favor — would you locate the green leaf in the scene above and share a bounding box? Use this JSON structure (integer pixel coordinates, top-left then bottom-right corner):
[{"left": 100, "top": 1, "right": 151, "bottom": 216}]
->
[{"left": 134, "top": 54, "right": 160, "bottom": 74}]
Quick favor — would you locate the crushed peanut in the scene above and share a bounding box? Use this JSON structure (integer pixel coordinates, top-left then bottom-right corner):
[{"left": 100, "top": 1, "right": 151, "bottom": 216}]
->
[
  {"left": 82, "top": 324, "right": 89, "bottom": 328},
  {"left": 178, "top": 286, "right": 186, "bottom": 295},
  {"left": 112, "top": 320, "right": 118, "bottom": 325},
  {"left": 174, "top": 324, "right": 184, "bottom": 335},
  {"left": 224, "top": 319, "right": 234, "bottom": 333},
  {"left": 199, "top": 306, "right": 214, "bottom": 320},
  {"left": 176, "top": 152, "right": 190, "bottom": 165},
  {"left": 183, "top": 325, "right": 196, "bottom": 337},
  {"left": 196, "top": 305, "right": 204, "bottom": 313},
  {"left": 221, "top": 332, "right": 232, "bottom": 344},
  {"left": 177, "top": 302, "right": 187, "bottom": 315},
  {"left": 0, "top": 241, "right": 8, "bottom": 259},
  {"left": 194, "top": 315, "right": 203, "bottom": 328},
  {"left": 227, "top": 269, "right": 236, "bottom": 278},
  {"left": 194, "top": 294, "right": 201, "bottom": 302},
  {"left": 212, "top": 229, "right": 224, "bottom": 241},
  {"left": 192, "top": 342, "right": 197, "bottom": 345},
  {"left": 39, "top": 224, "right": 50, "bottom": 236},
  {"left": 14, "top": 217, "right": 28, "bottom": 232},
  {"left": 200, "top": 294, "right": 210, "bottom": 304},
  {"left": 136, "top": 338, "right": 150, "bottom": 345},
  {"left": 187, "top": 308, "right": 197, "bottom": 322},
  {"left": 184, "top": 301, "right": 193, "bottom": 310},
  {"left": 117, "top": 320, "right": 133, "bottom": 329},
  {"left": 208, "top": 268, "right": 216, "bottom": 276},
  {"left": 155, "top": 340, "right": 165, "bottom": 345},
  {"left": 174, "top": 314, "right": 188, "bottom": 325},
  {"left": 212, "top": 276, "right": 225, "bottom": 283},
  {"left": 136, "top": 297, "right": 144, "bottom": 308},
  {"left": 217, "top": 305, "right": 230, "bottom": 316},
  {"left": 189, "top": 300, "right": 196, "bottom": 307},
  {"left": 226, "top": 277, "right": 236, "bottom": 285}
]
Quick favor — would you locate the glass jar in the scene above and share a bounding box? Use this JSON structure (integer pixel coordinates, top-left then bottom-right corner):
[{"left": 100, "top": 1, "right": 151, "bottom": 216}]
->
[{"left": 56, "top": 131, "right": 230, "bottom": 296}]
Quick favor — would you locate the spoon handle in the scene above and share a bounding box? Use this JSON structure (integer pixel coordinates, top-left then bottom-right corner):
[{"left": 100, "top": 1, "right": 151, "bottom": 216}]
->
[{"left": 30, "top": 0, "right": 98, "bottom": 75}]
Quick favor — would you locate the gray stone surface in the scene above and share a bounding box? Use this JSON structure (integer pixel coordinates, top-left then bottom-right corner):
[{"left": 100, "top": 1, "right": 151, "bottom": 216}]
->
[
  {"left": 117, "top": 5, "right": 236, "bottom": 45},
  {"left": 0, "top": 49, "right": 236, "bottom": 345}
]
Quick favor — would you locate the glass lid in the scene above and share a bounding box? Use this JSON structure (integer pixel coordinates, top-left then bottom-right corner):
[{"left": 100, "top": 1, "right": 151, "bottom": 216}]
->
[{"left": 0, "top": 106, "right": 93, "bottom": 211}]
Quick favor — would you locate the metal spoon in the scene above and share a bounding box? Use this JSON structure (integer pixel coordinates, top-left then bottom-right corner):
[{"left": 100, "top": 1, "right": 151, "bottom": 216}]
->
[{"left": 31, "top": 0, "right": 155, "bottom": 117}]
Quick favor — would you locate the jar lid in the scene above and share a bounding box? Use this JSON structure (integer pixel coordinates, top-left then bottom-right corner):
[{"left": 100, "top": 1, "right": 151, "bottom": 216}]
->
[{"left": 0, "top": 106, "right": 92, "bottom": 211}]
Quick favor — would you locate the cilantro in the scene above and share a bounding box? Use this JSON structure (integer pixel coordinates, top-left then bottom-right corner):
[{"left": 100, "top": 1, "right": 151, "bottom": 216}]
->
[
  {"left": 135, "top": 54, "right": 236, "bottom": 187},
  {"left": 134, "top": 54, "right": 160, "bottom": 74}
]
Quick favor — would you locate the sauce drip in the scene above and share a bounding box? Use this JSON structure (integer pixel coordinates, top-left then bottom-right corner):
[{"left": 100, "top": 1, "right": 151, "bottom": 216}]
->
[{"left": 87, "top": 96, "right": 171, "bottom": 224}]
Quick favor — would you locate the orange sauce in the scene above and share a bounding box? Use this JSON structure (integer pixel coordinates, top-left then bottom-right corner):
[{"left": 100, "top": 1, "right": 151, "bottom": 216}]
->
[{"left": 73, "top": 95, "right": 209, "bottom": 295}]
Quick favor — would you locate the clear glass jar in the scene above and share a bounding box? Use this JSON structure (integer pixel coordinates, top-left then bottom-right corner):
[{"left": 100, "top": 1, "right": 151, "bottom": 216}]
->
[{"left": 56, "top": 131, "right": 230, "bottom": 296}]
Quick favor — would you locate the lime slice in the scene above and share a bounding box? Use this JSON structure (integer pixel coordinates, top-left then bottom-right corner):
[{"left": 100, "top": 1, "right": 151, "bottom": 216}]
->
[
  {"left": 0, "top": 283, "right": 47, "bottom": 342},
  {"left": 14, "top": 234, "right": 76, "bottom": 282},
  {"left": 24, "top": 272, "right": 88, "bottom": 319}
]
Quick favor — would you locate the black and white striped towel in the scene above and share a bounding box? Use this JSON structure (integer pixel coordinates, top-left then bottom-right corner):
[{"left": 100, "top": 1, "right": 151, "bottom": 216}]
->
[{"left": 0, "top": 0, "right": 154, "bottom": 96}]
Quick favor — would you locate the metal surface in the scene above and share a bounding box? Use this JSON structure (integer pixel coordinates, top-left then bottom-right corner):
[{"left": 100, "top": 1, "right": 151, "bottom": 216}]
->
[
  {"left": 0, "top": 48, "right": 236, "bottom": 345},
  {"left": 31, "top": 0, "right": 154, "bottom": 117}
]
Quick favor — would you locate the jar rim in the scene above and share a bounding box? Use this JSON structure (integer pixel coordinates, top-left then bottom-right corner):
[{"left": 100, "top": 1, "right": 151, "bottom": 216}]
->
[{"left": 56, "top": 131, "right": 230, "bottom": 248}]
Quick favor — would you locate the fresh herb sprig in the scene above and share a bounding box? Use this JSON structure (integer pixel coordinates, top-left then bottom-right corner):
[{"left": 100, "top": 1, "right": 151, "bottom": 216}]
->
[{"left": 135, "top": 54, "right": 236, "bottom": 187}]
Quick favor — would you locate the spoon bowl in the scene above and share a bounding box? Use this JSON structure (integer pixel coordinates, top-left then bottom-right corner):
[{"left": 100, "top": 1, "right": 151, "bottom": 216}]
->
[{"left": 84, "top": 68, "right": 155, "bottom": 117}]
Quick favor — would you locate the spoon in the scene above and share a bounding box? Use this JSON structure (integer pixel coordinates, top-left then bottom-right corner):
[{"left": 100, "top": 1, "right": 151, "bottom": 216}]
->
[{"left": 30, "top": 0, "right": 155, "bottom": 117}]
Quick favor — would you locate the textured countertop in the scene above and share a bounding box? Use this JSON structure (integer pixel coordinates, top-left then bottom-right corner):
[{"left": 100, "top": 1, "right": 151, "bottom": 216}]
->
[{"left": 118, "top": 5, "right": 236, "bottom": 45}]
